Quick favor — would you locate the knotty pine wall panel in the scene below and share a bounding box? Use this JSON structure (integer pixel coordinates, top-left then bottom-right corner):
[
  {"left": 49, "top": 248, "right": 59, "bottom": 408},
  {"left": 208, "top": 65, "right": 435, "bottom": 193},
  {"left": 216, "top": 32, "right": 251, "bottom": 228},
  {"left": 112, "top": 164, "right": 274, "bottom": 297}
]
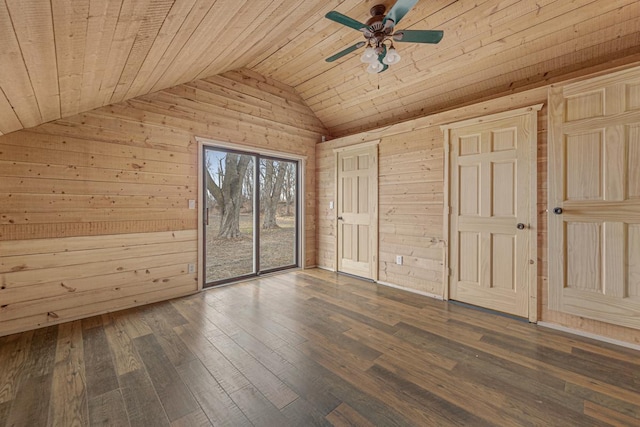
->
[
  {"left": 0, "top": 69, "right": 325, "bottom": 336},
  {"left": 317, "top": 66, "right": 639, "bottom": 345}
]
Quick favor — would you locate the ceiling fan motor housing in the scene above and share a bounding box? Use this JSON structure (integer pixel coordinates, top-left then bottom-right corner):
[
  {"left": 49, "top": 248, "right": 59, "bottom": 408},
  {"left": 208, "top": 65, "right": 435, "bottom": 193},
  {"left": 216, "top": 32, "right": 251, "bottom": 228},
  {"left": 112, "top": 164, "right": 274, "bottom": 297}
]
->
[{"left": 365, "top": 4, "right": 394, "bottom": 44}]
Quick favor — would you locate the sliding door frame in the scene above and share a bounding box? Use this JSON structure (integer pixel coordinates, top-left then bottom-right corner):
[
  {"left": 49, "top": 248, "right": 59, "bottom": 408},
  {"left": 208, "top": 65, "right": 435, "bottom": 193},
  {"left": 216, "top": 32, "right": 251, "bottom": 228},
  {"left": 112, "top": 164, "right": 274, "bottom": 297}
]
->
[{"left": 196, "top": 137, "right": 306, "bottom": 290}]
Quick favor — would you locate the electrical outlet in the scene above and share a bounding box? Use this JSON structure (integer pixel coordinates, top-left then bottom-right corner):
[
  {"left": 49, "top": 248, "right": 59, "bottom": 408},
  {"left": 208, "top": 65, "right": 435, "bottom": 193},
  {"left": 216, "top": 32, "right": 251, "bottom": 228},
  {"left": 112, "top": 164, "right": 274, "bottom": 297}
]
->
[
  {"left": 187, "top": 263, "right": 196, "bottom": 274},
  {"left": 188, "top": 199, "right": 196, "bottom": 209},
  {"left": 396, "top": 255, "right": 403, "bottom": 265}
]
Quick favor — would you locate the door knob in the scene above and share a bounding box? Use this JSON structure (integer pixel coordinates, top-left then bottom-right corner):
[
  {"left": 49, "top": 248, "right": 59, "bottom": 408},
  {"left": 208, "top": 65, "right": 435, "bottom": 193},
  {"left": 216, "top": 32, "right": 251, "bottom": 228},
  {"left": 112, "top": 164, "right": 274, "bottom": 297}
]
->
[
  {"left": 517, "top": 223, "right": 526, "bottom": 230},
  {"left": 337, "top": 216, "right": 343, "bottom": 220},
  {"left": 553, "top": 207, "right": 563, "bottom": 215}
]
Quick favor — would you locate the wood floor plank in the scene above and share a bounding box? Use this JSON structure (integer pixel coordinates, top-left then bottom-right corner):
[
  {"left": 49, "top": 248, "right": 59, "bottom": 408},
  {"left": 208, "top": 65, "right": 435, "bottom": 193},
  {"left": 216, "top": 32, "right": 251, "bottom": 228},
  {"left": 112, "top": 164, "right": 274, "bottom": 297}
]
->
[
  {"left": 116, "top": 308, "right": 153, "bottom": 339},
  {"left": 297, "top": 337, "right": 438, "bottom": 426},
  {"left": 22, "top": 325, "right": 58, "bottom": 377},
  {"left": 306, "top": 295, "right": 399, "bottom": 335},
  {"left": 139, "top": 303, "right": 195, "bottom": 367},
  {"left": 390, "top": 322, "right": 605, "bottom": 424},
  {"left": 82, "top": 316, "right": 105, "bottom": 331},
  {"left": 583, "top": 400, "right": 640, "bottom": 426},
  {"left": 119, "top": 368, "right": 169, "bottom": 427},
  {"left": 207, "top": 327, "right": 299, "bottom": 410},
  {"left": 101, "top": 312, "right": 143, "bottom": 376},
  {"left": 173, "top": 323, "right": 251, "bottom": 395},
  {"left": 564, "top": 382, "right": 640, "bottom": 421},
  {"left": 203, "top": 301, "right": 290, "bottom": 351},
  {"left": 367, "top": 363, "right": 494, "bottom": 426},
  {"left": 228, "top": 385, "right": 291, "bottom": 427},
  {"left": 175, "top": 358, "right": 252, "bottom": 427},
  {"left": 449, "top": 361, "right": 608, "bottom": 426},
  {"left": 280, "top": 396, "right": 334, "bottom": 427},
  {"left": 479, "top": 329, "right": 640, "bottom": 394},
  {"left": 3, "top": 323, "right": 58, "bottom": 426},
  {"left": 226, "top": 322, "right": 342, "bottom": 416},
  {"left": 0, "top": 331, "right": 34, "bottom": 404},
  {"left": 337, "top": 314, "right": 457, "bottom": 372},
  {"left": 82, "top": 324, "right": 119, "bottom": 398},
  {"left": 274, "top": 342, "right": 414, "bottom": 426},
  {"left": 393, "top": 321, "right": 569, "bottom": 391},
  {"left": 1, "top": 269, "right": 639, "bottom": 426},
  {"left": 49, "top": 321, "right": 88, "bottom": 427},
  {"left": 88, "top": 389, "right": 130, "bottom": 427},
  {"left": 169, "top": 408, "right": 213, "bottom": 427},
  {"left": 5, "top": 373, "right": 52, "bottom": 427},
  {"left": 0, "top": 401, "right": 10, "bottom": 425},
  {"left": 132, "top": 334, "right": 199, "bottom": 422},
  {"left": 215, "top": 292, "right": 308, "bottom": 346},
  {"left": 325, "top": 402, "right": 376, "bottom": 427}
]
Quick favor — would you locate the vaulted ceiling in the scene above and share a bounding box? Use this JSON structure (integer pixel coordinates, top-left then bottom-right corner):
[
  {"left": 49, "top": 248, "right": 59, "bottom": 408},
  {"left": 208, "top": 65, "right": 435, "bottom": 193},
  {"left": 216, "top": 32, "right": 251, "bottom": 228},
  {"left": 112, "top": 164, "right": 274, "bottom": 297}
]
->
[{"left": 1, "top": 0, "right": 640, "bottom": 138}]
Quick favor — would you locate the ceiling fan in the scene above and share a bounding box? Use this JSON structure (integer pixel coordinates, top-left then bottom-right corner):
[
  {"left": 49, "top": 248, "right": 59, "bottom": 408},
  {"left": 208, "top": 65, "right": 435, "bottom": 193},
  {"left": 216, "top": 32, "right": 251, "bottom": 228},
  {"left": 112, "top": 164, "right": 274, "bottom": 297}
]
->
[{"left": 325, "top": 0, "right": 443, "bottom": 74}]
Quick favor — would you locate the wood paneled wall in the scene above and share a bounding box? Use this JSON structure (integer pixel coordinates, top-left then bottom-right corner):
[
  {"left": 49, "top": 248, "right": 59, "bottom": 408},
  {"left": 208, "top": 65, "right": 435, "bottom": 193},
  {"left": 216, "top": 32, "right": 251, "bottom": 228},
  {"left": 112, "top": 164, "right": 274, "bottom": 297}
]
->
[
  {"left": 317, "top": 65, "right": 640, "bottom": 345},
  {"left": 0, "top": 68, "right": 325, "bottom": 336}
]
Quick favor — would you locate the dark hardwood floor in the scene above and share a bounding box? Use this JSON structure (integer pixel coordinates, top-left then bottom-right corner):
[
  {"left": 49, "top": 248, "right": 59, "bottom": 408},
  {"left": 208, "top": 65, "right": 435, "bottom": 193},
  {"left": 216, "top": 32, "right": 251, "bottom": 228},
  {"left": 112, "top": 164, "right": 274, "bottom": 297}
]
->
[{"left": 1, "top": 269, "right": 639, "bottom": 426}]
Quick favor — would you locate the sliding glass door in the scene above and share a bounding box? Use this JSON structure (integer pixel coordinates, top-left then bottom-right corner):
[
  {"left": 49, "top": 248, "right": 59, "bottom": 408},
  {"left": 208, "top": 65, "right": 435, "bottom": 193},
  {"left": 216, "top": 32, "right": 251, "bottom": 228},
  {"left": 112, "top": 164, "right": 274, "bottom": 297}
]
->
[
  {"left": 259, "top": 157, "right": 298, "bottom": 271},
  {"left": 203, "top": 147, "right": 298, "bottom": 286}
]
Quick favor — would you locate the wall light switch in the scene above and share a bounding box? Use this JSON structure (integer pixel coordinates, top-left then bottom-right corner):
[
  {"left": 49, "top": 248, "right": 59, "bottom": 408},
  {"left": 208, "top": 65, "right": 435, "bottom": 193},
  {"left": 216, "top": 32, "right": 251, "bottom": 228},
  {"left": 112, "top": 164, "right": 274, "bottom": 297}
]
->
[
  {"left": 188, "top": 199, "right": 196, "bottom": 209},
  {"left": 396, "top": 255, "right": 403, "bottom": 265},
  {"left": 329, "top": 201, "right": 334, "bottom": 209}
]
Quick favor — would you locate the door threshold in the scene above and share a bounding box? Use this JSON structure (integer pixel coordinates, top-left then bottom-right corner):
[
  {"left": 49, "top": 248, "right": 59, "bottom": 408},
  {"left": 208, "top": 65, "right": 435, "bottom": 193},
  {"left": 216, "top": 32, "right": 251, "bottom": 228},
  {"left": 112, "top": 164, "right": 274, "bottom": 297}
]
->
[
  {"left": 204, "top": 267, "right": 301, "bottom": 289},
  {"left": 448, "top": 300, "right": 529, "bottom": 323},
  {"left": 336, "top": 271, "right": 374, "bottom": 282}
]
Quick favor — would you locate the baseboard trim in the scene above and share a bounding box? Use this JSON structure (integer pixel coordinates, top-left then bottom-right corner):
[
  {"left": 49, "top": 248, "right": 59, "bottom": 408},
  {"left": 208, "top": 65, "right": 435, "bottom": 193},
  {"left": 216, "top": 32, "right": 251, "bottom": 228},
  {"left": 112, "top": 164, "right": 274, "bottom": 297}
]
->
[
  {"left": 537, "top": 321, "right": 640, "bottom": 352},
  {"left": 316, "top": 265, "right": 336, "bottom": 272},
  {"left": 375, "top": 280, "right": 444, "bottom": 301}
]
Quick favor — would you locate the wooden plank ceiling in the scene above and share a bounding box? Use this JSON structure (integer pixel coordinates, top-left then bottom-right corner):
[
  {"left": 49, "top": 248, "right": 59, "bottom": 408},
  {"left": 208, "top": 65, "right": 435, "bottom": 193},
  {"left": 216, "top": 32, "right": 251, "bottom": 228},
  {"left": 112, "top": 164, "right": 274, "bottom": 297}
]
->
[{"left": 1, "top": 0, "right": 640, "bottom": 138}]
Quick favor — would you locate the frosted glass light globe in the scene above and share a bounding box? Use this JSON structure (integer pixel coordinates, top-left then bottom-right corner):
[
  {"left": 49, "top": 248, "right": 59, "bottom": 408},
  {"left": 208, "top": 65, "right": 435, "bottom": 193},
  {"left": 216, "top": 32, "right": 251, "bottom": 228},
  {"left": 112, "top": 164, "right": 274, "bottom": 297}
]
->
[
  {"left": 383, "top": 47, "right": 401, "bottom": 65},
  {"left": 360, "top": 47, "right": 377, "bottom": 64}
]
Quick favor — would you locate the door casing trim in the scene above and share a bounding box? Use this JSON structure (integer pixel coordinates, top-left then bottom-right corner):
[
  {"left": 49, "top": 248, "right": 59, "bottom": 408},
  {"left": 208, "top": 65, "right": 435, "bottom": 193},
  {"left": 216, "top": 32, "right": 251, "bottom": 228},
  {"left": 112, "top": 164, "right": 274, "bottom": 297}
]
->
[
  {"left": 333, "top": 140, "right": 380, "bottom": 281},
  {"left": 441, "top": 104, "right": 542, "bottom": 322}
]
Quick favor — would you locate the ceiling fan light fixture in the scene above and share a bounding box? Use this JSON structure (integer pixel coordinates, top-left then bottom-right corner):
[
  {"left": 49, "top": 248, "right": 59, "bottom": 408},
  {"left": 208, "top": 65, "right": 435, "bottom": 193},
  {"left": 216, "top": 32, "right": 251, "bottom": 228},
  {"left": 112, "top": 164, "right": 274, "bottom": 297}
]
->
[
  {"left": 383, "top": 47, "right": 401, "bottom": 65},
  {"left": 324, "top": 2, "right": 444, "bottom": 72},
  {"left": 366, "top": 61, "right": 383, "bottom": 74},
  {"left": 360, "top": 47, "right": 377, "bottom": 63}
]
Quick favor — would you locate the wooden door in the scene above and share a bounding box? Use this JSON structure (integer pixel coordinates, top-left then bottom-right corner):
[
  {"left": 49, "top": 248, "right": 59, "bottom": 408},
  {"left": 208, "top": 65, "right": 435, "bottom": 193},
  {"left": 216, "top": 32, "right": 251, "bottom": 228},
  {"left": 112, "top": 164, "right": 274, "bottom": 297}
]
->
[
  {"left": 337, "top": 144, "right": 378, "bottom": 280},
  {"left": 548, "top": 67, "right": 640, "bottom": 330},
  {"left": 445, "top": 108, "right": 539, "bottom": 318}
]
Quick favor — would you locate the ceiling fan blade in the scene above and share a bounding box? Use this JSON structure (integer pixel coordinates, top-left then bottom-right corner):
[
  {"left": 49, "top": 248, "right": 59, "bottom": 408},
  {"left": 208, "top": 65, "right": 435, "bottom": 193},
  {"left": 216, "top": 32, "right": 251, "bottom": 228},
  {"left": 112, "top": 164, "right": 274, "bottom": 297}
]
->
[
  {"left": 326, "top": 42, "right": 366, "bottom": 62},
  {"left": 393, "top": 30, "right": 444, "bottom": 44},
  {"left": 325, "top": 11, "right": 367, "bottom": 31},
  {"left": 383, "top": 0, "right": 419, "bottom": 27}
]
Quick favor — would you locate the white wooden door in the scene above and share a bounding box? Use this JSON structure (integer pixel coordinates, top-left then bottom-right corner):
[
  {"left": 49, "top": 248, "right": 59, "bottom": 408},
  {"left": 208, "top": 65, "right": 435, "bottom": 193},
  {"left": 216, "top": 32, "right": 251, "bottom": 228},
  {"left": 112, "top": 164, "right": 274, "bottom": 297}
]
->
[
  {"left": 337, "top": 144, "right": 378, "bottom": 280},
  {"left": 446, "top": 108, "right": 538, "bottom": 318},
  {"left": 548, "top": 66, "right": 640, "bottom": 330}
]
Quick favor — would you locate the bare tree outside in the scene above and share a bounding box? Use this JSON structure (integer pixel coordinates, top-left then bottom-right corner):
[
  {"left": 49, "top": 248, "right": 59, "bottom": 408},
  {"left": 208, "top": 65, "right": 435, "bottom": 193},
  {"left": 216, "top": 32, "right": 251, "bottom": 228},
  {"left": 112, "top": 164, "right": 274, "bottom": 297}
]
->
[
  {"left": 284, "top": 163, "right": 296, "bottom": 216},
  {"left": 261, "top": 159, "right": 288, "bottom": 229},
  {"left": 206, "top": 152, "right": 252, "bottom": 239}
]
